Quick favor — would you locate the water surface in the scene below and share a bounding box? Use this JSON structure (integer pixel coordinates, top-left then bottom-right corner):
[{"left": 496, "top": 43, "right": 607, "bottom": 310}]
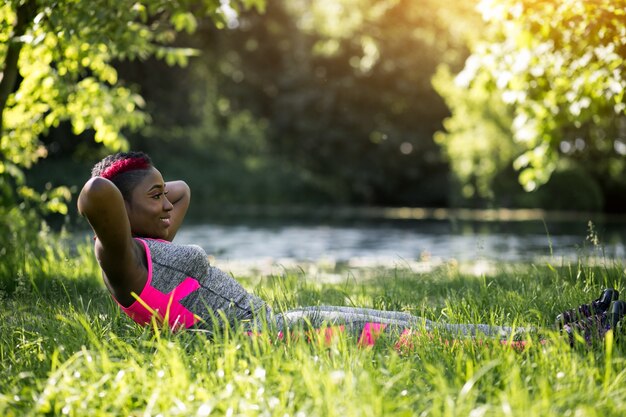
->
[{"left": 174, "top": 218, "right": 626, "bottom": 265}]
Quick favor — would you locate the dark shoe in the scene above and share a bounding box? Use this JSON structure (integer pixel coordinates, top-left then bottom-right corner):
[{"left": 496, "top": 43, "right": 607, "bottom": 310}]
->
[
  {"left": 556, "top": 288, "right": 619, "bottom": 326},
  {"left": 562, "top": 300, "right": 626, "bottom": 346},
  {"left": 562, "top": 312, "right": 608, "bottom": 346},
  {"left": 609, "top": 300, "right": 626, "bottom": 333}
]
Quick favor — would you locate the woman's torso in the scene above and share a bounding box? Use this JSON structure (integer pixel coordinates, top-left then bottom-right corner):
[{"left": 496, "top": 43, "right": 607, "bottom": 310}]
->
[{"left": 99, "top": 238, "right": 270, "bottom": 330}]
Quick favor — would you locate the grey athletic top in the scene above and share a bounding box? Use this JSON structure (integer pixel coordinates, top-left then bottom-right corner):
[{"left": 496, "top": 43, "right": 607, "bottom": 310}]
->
[{"left": 117, "top": 238, "right": 270, "bottom": 331}]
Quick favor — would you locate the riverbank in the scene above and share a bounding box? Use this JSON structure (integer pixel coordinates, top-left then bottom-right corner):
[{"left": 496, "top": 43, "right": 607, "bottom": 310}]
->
[{"left": 2, "top": 239, "right": 626, "bottom": 416}]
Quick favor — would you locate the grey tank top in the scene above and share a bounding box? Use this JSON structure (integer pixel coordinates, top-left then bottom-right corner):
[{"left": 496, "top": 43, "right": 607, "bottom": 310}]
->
[{"left": 142, "top": 238, "right": 270, "bottom": 330}]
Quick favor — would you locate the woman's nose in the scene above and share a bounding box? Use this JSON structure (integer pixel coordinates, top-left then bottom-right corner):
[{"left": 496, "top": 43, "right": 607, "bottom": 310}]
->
[{"left": 163, "top": 196, "right": 174, "bottom": 211}]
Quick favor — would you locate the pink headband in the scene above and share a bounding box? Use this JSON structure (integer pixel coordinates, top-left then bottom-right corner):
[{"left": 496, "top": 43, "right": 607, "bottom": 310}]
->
[{"left": 100, "top": 157, "right": 150, "bottom": 180}]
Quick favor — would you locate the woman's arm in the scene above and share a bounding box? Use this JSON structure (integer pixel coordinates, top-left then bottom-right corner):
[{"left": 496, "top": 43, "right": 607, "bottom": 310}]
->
[
  {"left": 78, "top": 177, "right": 146, "bottom": 288},
  {"left": 164, "top": 180, "right": 191, "bottom": 241}
]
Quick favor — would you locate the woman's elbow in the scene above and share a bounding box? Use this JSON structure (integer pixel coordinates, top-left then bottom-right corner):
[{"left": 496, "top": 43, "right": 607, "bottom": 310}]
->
[
  {"left": 77, "top": 177, "right": 116, "bottom": 216},
  {"left": 168, "top": 180, "right": 191, "bottom": 204}
]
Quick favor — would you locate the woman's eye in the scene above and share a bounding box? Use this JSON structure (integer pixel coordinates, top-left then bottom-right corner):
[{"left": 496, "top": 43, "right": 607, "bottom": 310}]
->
[{"left": 152, "top": 193, "right": 163, "bottom": 199}]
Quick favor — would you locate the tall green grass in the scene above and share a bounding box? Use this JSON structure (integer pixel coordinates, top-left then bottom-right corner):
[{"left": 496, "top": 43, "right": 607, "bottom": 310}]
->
[{"left": 1, "top": 236, "right": 626, "bottom": 416}]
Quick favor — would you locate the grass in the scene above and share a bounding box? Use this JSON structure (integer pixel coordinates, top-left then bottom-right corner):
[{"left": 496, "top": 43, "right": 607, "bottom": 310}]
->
[{"left": 2, "top": 236, "right": 626, "bottom": 416}]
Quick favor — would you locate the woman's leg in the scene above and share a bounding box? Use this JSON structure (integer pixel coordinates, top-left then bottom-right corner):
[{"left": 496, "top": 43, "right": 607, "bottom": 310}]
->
[{"left": 272, "top": 305, "right": 523, "bottom": 341}]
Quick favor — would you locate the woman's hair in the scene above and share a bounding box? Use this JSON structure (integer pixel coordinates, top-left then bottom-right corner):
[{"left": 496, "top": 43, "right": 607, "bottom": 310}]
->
[{"left": 91, "top": 151, "right": 153, "bottom": 201}]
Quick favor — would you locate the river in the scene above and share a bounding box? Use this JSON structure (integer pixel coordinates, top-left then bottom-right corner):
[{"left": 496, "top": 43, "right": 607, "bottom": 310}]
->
[{"left": 172, "top": 217, "right": 626, "bottom": 275}]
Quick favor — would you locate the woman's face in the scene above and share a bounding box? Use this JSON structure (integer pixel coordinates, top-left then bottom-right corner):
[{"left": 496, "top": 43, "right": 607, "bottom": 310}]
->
[{"left": 125, "top": 167, "right": 173, "bottom": 239}]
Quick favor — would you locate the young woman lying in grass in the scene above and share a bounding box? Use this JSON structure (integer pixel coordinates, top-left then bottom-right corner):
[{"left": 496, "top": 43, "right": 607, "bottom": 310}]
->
[{"left": 77, "top": 151, "right": 625, "bottom": 348}]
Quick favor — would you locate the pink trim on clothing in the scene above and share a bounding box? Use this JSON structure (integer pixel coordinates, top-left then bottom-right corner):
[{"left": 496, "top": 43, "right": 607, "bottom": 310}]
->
[
  {"left": 320, "top": 325, "right": 345, "bottom": 344},
  {"left": 358, "top": 322, "right": 387, "bottom": 346},
  {"left": 118, "top": 238, "right": 201, "bottom": 330}
]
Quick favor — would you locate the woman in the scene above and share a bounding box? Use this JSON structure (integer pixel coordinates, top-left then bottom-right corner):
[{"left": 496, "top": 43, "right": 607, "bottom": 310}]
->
[{"left": 78, "top": 151, "right": 621, "bottom": 346}]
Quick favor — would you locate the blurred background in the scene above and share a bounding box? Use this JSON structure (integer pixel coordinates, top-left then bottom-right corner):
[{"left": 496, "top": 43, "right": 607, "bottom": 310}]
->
[{"left": 2, "top": 0, "right": 626, "bottom": 267}]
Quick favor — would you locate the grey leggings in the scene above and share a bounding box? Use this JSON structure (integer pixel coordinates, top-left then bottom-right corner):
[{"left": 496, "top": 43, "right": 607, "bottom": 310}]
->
[{"left": 268, "top": 306, "right": 521, "bottom": 339}]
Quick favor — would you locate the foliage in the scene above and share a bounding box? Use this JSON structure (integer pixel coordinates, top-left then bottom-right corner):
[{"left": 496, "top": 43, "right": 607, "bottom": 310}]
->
[
  {"left": 108, "top": 50, "right": 330, "bottom": 208},
  {"left": 535, "top": 165, "right": 604, "bottom": 212},
  {"left": 2, "top": 235, "right": 626, "bottom": 415},
  {"left": 122, "top": 0, "right": 481, "bottom": 206},
  {"left": 0, "top": 0, "right": 265, "bottom": 289},
  {"left": 433, "top": 65, "right": 517, "bottom": 200},
  {"left": 0, "top": 207, "right": 42, "bottom": 294},
  {"left": 12, "top": 0, "right": 626, "bottom": 210},
  {"left": 231, "top": 0, "right": 481, "bottom": 205},
  {"left": 0, "top": 0, "right": 265, "bottom": 214},
  {"left": 435, "top": 0, "right": 626, "bottom": 199}
]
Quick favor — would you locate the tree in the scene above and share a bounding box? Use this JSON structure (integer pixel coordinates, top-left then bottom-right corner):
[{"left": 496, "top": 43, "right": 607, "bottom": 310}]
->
[
  {"left": 0, "top": 0, "right": 264, "bottom": 291},
  {"left": 434, "top": 0, "right": 626, "bottom": 203},
  {"left": 0, "top": 0, "right": 264, "bottom": 213},
  {"left": 202, "top": 0, "right": 482, "bottom": 205}
]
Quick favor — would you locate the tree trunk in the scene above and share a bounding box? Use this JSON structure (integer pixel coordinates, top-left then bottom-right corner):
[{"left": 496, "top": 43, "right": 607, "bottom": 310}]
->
[{"left": 0, "top": 1, "right": 36, "bottom": 139}]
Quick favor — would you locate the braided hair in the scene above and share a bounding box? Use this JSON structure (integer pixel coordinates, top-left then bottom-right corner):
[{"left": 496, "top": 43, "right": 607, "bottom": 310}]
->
[{"left": 91, "top": 151, "right": 153, "bottom": 201}]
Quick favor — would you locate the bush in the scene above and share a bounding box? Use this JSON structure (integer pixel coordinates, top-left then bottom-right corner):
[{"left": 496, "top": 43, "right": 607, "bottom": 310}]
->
[
  {"left": 536, "top": 167, "right": 604, "bottom": 212},
  {"left": 0, "top": 205, "right": 92, "bottom": 298},
  {"left": 0, "top": 207, "right": 43, "bottom": 295}
]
